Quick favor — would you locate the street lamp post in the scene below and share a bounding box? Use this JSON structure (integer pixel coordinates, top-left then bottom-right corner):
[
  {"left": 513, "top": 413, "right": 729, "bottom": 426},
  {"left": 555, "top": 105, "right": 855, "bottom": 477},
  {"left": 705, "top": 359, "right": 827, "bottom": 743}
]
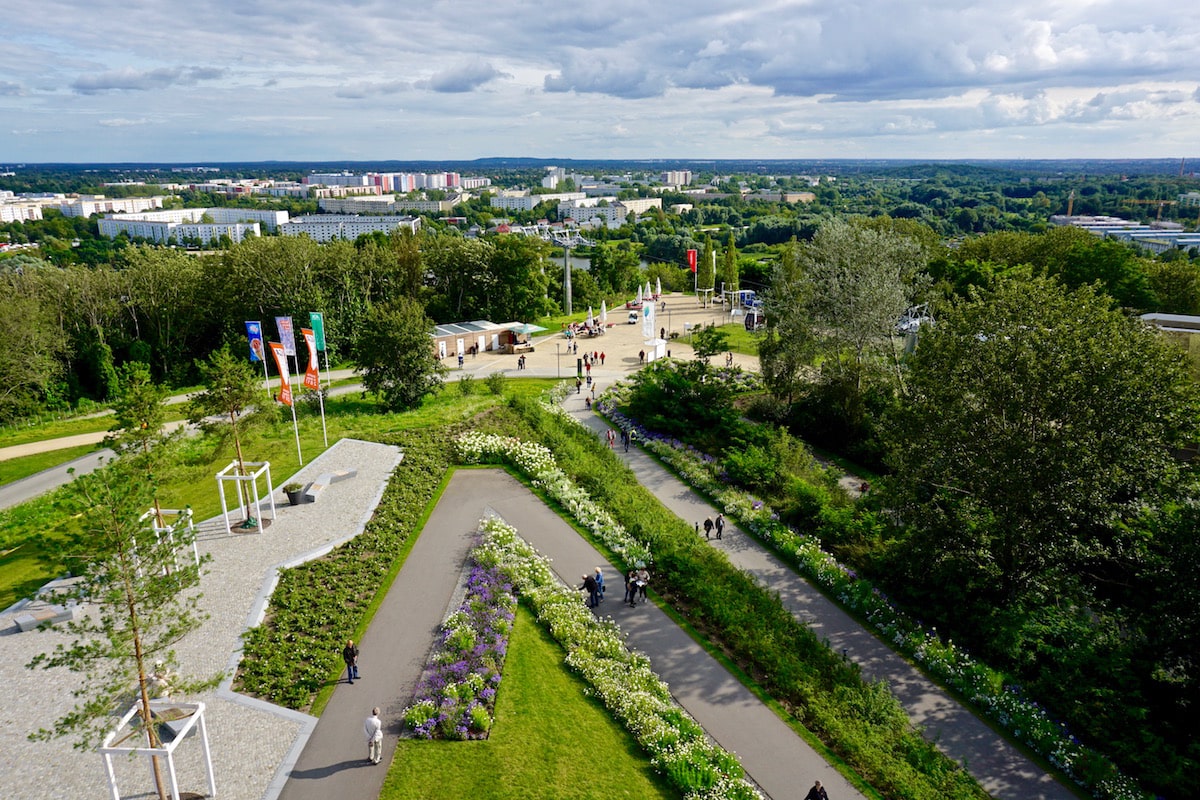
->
[{"left": 556, "top": 343, "right": 561, "bottom": 378}]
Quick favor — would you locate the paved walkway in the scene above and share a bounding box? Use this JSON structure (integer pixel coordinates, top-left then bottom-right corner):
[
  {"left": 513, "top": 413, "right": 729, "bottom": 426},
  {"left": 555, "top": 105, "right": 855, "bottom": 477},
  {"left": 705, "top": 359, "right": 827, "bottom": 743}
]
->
[
  {"left": 565, "top": 393, "right": 1077, "bottom": 800},
  {"left": 0, "top": 438, "right": 401, "bottom": 800}
]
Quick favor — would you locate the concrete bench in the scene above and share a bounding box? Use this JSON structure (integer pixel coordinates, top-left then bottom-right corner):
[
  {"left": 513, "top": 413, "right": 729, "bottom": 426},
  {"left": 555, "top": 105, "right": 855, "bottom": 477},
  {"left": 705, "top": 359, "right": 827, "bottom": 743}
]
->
[
  {"left": 303, "top": 469, "right": 358, "bottom": 503},
  {"left": 14, "top": 604, "right": 75, "bottom": 632}
]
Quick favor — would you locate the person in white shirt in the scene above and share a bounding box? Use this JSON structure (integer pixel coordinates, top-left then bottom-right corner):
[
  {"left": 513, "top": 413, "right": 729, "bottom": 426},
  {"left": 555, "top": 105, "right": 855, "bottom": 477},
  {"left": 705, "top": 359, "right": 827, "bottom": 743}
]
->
[{"left": 364, "top": 707, "right": 383, "bottom": 764}]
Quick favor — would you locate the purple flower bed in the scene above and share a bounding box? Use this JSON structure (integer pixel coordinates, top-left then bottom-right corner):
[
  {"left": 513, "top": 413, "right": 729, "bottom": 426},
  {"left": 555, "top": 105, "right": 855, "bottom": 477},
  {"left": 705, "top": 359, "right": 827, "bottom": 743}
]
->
[{"left": 402, "top": 561, "right": 515, "bottom": 740}]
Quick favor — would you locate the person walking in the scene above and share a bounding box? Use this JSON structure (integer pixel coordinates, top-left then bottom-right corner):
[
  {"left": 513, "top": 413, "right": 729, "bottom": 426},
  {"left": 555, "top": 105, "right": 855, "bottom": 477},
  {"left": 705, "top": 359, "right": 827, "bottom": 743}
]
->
[
  {"left": 364, "top": 707, "right": 383, "bottom": 764},
  {"left": 703, "top": 517, "right": 714, "bottom": 540},
  {"left": 600, "top": 351, "right": 606, "bottom": 365},
  {"left": 342, "top": 639, "right": 360, "bottom": 684},
  {"left": 715, "top": 513, "right": 725, "bottom": 540},
  {"left": 593, "top": 567, "right": 605, "bottom": 602},
  {"left": 635, "top": 566, "right": 650, "bottom": 604},
  {"left": 803, "top": 780, "right": 829, "bottom": 800},
  {"left": 606, "top": 428, "right": 615, "bottom": 448},
  {"left": 576, "top": 378, "right": 582, "bottom": 394},
  {"left": 580, "top": 573, "right": 600, "bottom": 608},
  {"left": 621, "top": 429, "right": 630, "bottom": 452},
  {"left": 624, "top": 570, "right": 638, "bottom": 607}
]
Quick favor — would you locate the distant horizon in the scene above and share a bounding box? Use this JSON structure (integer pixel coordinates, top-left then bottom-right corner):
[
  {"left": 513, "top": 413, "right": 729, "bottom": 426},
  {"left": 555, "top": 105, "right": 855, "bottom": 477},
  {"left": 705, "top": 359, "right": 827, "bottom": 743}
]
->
[{"left": 5, "top": 155, "right": 1199, "bottom": 174}]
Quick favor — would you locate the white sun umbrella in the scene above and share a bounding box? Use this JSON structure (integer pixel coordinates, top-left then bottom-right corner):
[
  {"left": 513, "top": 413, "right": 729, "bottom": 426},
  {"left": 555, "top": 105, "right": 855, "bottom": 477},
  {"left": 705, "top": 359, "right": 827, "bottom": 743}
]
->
[
  {"left": 645, "top": 280, "right": 653, "bottom": 299},
  {"left": 655, "top": 277, "right": 662, "bottom": 297},
  {"left": 636, "top": 285, "right": 643, "bottom": 304},
  {"left": 600, "top": 300, "right": 607, "bottom": 324},
  {"left": 586, "top": 306, "right": 594, "bottom": 327}
]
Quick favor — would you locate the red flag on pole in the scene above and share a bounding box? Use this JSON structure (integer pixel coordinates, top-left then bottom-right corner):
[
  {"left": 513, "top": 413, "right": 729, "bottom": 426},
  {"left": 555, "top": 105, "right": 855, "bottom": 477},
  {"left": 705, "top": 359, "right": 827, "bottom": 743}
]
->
[
  {"left": 268, "top": 342, "right": 292, "bottom": 406},
  {"left": 686, "top": 249, "right": 697, "bottom": 273}
]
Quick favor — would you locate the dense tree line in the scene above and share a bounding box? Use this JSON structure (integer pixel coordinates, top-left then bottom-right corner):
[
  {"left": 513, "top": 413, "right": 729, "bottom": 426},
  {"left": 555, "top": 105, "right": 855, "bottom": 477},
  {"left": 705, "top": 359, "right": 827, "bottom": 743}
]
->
[{"left": 758, "top": 218, "right": 1200, "bottom": 797}]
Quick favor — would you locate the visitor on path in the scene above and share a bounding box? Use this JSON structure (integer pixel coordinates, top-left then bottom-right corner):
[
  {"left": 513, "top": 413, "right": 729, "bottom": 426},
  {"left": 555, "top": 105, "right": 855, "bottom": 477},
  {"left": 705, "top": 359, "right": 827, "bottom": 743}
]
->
[
  {"left": 703, "top": 517, "right": 714, "bottom": 539},
  {"left": 635, "top": 566, "right": 650, "bottom": 603},
  {"left": 364, "top": 707, "right": 383, "bottom": 764},
  {"left": 606, "top": 428, "right": 615, "bottom": 448},
  {"left": 458, "top": 353, "right": 464, "bottom": 368},
  {"left": 576, "top": 378, "right": 582, "bottom": 394},
  {"left": 660, "top": 326, "right": 666, "bottom": 340},
  {"left": 621, "top": 429, "right": 631, "bottom": 452},
  {"left": 804, "top": 780, "right": 829, "bottom": 800},
  {"left": 594, "top": 567, "right": 605, "bottom": 601},
  {"left": 715, "top": 513, "right": 725, "bottom": 539},
  {"left": 695, "top": 521, "right": 701, "bottom": 536},
  {"left": 593, "top": 351, "right": 599, "bottom": 362},
  {"left": 625, "top": 570, "right": 638, "bottom": 607},
  {"left": 343, "top": 639, "right": 360, "bottom": 684},
  {"left": 580, "top": 573, "right": 601, "bottom": 608},
  {"left": 600, "top": 351, "right": 606, "bottom": 365},
  {"left": 726, "top": 352, "right": 734, "bottom": 367},
  {"left": 639, "top": 349, "right": 645, "bottom": 364},
  {"left": 585, "top": 397, "right": 592, "bottom": 410}
]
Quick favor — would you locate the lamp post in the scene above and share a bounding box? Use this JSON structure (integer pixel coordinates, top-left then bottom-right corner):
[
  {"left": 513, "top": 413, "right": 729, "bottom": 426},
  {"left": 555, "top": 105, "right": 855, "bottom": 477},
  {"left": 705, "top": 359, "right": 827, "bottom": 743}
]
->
[{"left": 556, "top": 343, "right": 561, "bottom": 378}]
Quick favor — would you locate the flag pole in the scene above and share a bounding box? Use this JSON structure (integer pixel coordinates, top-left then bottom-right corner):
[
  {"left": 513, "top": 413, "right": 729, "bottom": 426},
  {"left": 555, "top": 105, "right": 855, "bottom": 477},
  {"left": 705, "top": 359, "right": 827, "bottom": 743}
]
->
[{"left": 290, "top": 402, "right": 303, "bottom": 466}]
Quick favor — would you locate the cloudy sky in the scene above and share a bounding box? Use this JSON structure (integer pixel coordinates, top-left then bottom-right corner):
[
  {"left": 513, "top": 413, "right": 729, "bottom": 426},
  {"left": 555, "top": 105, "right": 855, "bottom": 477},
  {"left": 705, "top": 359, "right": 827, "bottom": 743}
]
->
[{"left": 4, "top": 1, "right": 1199, "bottom": 163}]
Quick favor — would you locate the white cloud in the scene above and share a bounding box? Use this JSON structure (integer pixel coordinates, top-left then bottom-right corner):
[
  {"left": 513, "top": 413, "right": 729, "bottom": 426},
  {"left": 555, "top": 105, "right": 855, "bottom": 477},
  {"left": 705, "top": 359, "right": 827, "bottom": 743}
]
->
[{"left": 0, "top": 1, "right": 1197, "bottom": 160}]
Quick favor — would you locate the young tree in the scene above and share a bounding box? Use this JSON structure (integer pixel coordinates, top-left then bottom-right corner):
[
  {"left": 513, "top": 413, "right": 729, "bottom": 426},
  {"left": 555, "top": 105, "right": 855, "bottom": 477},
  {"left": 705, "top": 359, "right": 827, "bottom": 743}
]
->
[
  {"left": 691, "top": 324, "right": 729, "bottom": 365},
  {"left": 27, "top": 457, "right": 213, "bottom": 800},
  {"left": 353, "top": 297, "right": 446, "bottom": 411},
  {"left": 884, "top": 277, "right": 1200, "bottom": 613},
  {"left": 188, "top": 345, "right": 262, "bottom": 518},
  {"left": 719, "top": 232, "right": 739, "bottom": 296},
  {"left": 106, "top": 361, "right": 174, "bottom": 529}
]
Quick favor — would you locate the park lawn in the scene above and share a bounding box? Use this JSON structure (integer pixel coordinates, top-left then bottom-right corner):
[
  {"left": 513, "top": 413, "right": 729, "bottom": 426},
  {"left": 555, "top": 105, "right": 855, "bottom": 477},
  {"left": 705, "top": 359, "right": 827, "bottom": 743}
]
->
[
  {"left": 714, "top": 323, "right": 763, "bottom": 357},
  {"left": 0, "top": 377, "right": 560, "bottom": 610},
  {"left": 381, "top": 603, "right": 679, "bottom": 800},
  {"left": 0, "top": 415, "right": 116, "bottom": 449},
  {"left": 0, "top": 443, "right": 102, "bottom": 486}
]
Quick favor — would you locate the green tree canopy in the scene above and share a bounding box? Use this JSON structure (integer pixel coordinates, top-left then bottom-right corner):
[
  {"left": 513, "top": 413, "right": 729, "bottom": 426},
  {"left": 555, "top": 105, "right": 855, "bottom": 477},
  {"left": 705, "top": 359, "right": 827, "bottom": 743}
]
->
[
  {"left": 353, "top": 297, "right": 446, "bottom": 411},
  {"left": 884, "top": 277, "right": 1200, "bottom": 614}
]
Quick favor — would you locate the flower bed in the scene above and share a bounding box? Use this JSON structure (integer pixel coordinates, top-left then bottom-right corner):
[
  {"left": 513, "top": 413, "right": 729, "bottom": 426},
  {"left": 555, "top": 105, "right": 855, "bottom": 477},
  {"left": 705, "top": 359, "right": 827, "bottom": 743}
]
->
[
  {"left": 403, "top": 561, "right": 515, "bottom": 740},
  {"left": 473, "top": 516, "right": 760, "bottom": 800},
  {"left": 599, "top": 382, "right": 1147, "bottom": 800},
  {"left": 456, "top": 430, "right": 653, "bottom": 568}
]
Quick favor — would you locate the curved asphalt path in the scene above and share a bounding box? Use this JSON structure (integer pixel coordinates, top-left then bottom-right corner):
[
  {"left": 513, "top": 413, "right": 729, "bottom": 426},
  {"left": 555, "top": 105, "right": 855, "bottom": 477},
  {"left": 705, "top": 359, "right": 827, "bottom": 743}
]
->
[{"left": 279, "top": 468, "right": 860, "bottom": 800}]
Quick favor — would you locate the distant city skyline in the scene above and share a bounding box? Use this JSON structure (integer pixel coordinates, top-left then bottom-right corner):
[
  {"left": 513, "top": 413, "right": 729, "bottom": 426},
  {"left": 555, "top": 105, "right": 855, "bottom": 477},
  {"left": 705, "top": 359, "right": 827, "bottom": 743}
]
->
[{"left": 4, "top": 2, "right": 1199, "bottom": 163}]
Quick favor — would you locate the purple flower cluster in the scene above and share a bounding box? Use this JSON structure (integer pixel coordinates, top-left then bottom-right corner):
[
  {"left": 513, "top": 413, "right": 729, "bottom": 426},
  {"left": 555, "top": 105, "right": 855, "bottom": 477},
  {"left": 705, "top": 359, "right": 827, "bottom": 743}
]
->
[{"left": 406, "top": 562, "right": 515, "bottom": 740}]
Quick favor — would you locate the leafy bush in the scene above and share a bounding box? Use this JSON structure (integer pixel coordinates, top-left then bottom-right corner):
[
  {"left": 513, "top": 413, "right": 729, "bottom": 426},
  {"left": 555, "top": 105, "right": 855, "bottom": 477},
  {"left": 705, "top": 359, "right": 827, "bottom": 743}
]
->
[
  {"left": 457, "top": 374, "right": 475, "bottom": 395},
  {"left": 485, "top": 371, "right": 507, "bottom": 395}
]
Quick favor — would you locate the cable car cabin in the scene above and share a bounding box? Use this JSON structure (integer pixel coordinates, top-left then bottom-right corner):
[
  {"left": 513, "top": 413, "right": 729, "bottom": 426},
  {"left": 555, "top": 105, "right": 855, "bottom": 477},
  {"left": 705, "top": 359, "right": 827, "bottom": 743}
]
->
[{"left": 744, "top": 309, "right": 765, "bottom": 331}]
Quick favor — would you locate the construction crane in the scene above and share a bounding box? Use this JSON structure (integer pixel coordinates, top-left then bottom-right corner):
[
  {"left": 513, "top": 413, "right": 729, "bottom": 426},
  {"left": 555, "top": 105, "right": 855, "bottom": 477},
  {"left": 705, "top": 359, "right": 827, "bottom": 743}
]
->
[{"left": 1122, "top": 198, "right": 1177, "bottom": 221}]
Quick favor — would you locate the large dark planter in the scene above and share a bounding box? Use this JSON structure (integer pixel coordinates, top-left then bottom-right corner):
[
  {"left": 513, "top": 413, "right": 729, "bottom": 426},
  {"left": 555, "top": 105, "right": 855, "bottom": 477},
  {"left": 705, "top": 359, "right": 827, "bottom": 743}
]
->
[{"left": 285, "top": 489, "right": 304, "bottom": 506}]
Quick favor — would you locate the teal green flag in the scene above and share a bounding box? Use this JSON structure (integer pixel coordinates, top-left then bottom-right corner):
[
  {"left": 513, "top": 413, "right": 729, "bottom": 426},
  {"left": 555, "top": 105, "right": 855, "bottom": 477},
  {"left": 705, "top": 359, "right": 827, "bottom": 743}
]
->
[{"left": 309, "top": 312, "right": 326, "bottom": 351}]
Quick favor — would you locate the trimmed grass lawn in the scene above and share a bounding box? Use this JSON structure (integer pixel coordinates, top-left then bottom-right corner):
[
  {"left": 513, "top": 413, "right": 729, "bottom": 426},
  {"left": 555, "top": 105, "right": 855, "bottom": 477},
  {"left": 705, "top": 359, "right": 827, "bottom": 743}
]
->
[
  {"left": 0, "top": 379, "right": 560, "bottom": 611},
  {"left": 381, "top": 604, "right": 679, "bottom": 800},
  {"left": 0, "top": 443, "right": 101, "bottom": 486}
]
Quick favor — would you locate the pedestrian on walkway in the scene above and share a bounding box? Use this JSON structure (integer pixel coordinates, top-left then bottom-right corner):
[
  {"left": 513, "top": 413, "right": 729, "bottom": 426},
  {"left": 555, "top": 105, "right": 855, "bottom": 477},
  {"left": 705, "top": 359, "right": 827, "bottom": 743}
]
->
[
  {"left": 703, "top": 517, "right": 714, "bottom": 539},
  {"left": 606, "top": 428, "right": 615, "bottom": 448},
  {"left": 621, "top": 429, "right": 630, "bottom": 452},
  {"left": 458, "top": 353, "right": 464, "bottom": 368},
  {"left": 635, "top": 566, "right": 650, "bottom": 603},
  {"left": 343, "top": 639, "right": 359, "bottom": 684},
  {"left": 639, "top": 349, "right": 645, "bottom": 364},
  {"left": 364, "top": 707, "right": 383, "bottom": 764},
  {"left": 576, "top": 378, "right": 582, "bottom": 394},
  {"left": 625, "top": 570, "right": 638, "bottom": 607},
  {"left": 715, "top": 513, "right": 725, "bottom": 539},
  {"left": 600, "top": 351, "right": 606, "bottom": 365},
  {"left": 594, "top": 567, "right": 605, "bottom": 601},
  {"left": 580, "top": 573, "right": 600, "bottom": 608},
  {"left": 804, "top": 780, "right": 829, "bottom": 800},
  {"left": 695, "top": 521, "right": 701, "bottom": 536}
]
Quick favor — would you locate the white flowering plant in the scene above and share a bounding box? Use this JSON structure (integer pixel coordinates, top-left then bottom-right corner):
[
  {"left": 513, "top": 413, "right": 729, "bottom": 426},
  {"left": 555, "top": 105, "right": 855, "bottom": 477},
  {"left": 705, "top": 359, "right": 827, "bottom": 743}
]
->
[{"left": 476, "top": 516, "right": 761, "bottom": 800}]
